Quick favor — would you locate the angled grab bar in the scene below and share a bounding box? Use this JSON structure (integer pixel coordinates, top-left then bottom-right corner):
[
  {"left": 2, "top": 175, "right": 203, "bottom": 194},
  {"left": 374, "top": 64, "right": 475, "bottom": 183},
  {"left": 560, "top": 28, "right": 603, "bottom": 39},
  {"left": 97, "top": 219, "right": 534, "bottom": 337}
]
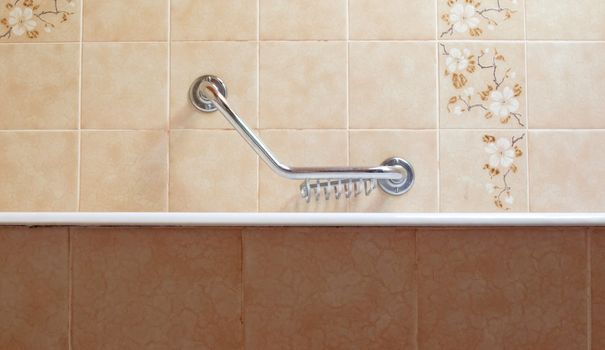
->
[{"left": 189, "top": 75, "right": 414, "bottom": 201}]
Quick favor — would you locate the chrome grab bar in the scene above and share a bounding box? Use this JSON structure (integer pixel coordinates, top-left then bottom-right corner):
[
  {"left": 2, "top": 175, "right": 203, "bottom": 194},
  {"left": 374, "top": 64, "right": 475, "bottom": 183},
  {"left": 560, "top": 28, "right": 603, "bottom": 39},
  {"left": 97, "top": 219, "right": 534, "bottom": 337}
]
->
[{"left": 189, "top": 75, "right": 414, "bottom": 201}]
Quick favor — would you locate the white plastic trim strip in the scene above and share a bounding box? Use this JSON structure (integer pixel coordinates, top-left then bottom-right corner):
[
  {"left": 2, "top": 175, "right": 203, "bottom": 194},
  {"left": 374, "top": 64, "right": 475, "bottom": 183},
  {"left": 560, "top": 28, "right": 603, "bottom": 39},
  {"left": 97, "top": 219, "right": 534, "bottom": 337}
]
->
[{"left": 0, "top": 213, "right": 603, "bottom": 226}]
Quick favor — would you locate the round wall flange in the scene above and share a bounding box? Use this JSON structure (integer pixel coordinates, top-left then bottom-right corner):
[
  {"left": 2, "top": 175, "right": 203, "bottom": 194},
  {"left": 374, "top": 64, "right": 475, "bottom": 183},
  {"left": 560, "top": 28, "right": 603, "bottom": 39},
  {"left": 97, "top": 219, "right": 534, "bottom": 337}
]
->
[
  {"left": 189, "top": 75, "right": 228, "bottom": 113},
  {"left": 378, "top": 157, "right": 415, "bottom": 196}
]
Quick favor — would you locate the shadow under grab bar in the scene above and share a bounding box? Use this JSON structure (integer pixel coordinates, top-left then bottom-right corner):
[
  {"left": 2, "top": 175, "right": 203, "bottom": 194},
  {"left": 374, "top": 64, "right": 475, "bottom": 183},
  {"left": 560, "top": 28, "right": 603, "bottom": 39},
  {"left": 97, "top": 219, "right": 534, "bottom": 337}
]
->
[{"left": 189, "top": 75, "right": 415, "bottom": 202}]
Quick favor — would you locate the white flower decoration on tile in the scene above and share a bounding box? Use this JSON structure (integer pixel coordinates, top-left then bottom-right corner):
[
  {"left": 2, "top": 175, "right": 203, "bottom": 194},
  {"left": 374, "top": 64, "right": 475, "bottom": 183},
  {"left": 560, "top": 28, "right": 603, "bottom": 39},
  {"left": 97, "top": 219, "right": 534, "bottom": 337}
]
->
[
  {"left": 7, "top": 7, "right": 36, "bottom": 36},
  {"left": 449, "top": 4, "right": 480, "bottom": 34},
  {"left": 485, "top": 137, "right": 515, "bottom": 169},
  {"left": 445, "top": 48, "right": 471, "bottom": 73},
  {"left": 489, "top": 87, "right": 520, "bottom": 117}
]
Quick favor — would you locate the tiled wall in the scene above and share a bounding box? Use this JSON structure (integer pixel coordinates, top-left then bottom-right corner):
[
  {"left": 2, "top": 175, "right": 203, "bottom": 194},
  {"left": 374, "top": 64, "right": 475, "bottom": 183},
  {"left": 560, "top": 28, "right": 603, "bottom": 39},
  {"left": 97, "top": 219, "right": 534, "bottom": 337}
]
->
[
  {"left": 1, "top": 0, "right": 604, "bottom": 212},
  {"left": 1, "top": 225, "right": 604, "bottom": 349}
]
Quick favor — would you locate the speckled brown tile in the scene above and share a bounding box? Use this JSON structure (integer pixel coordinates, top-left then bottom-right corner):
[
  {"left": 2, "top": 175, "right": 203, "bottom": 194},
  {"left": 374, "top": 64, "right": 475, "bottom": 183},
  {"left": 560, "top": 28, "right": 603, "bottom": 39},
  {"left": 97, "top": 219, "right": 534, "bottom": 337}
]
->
[
  {"left": 418, "top": 227, "right": 587, "bottom": 350},
  {"left": 591, "top": 228, "right": 605, "bottom": 349},
  {"left": 72, "top": 227, "right": 243, "bottom": 350},
  {"left": 244, "top": 227, "right": 416, "bottom": 350},
  {"left": 0, "top": 227, "right": 68, "bottom": 349}
]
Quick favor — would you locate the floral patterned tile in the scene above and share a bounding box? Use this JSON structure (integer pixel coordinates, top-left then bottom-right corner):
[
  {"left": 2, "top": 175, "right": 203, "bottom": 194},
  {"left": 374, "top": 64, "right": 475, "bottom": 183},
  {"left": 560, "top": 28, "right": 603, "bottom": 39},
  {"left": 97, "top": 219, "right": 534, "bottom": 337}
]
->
[
  {"left": 439, "top": 42, "right": 526, "bottom": 129},
  {"left": 440, "top": 130, "right": 528, "bottom": 212},
  {"left": 438, "top": 0, "right": 524, "bottom": 40},
  {"left": 0, "top": 0, "right": 79, "bottom": 42}
]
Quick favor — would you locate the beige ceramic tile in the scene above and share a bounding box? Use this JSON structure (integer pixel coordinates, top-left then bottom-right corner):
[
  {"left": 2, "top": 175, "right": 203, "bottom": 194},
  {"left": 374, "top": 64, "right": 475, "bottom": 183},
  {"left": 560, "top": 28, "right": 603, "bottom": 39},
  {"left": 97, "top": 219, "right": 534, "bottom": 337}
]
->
[
  {"left": 0, "top": 0, "right": 80, "bottom": 42},
  {"left": 0, "top": 132, "right": 77, "bottom": 211},
  {"left": 349, "top": 42, "right": 436, "bottom": 129},
  {"left": 0, "top": 227, "right": 68, "bottom": 349},
  {"left": 592, "top": 228, "right": 605, "bottom": 349},
  {"left": 83, "top": 0, "right": 167, "bottom": 41},
  {"left": 418, "top": 227, "right": 587, "bottom": 350},
  {"left": 80, "top": 131, "right": 168, "bottom": 211},
  {"left": 438, "top": 0, "right": 525, "bottom": 40},
  {"left": 260, "top": 42, "right": 347, "bottom": 129},
  {"left": 72, "top": 227, "right": 243, "bottom": 349},
  {"left": 0, "top": 44, "right": 79, "bottom": 129},
  {"left": 244, "top": 227, "right": 417, "bottom": 350},
  {"left": 527, "top": 43, "right": 605, "bottom": 128},
  {"left": 439, "top": 43, "right": 526, "bottom": 129},
  {"left": 527, "top": 0, "right": 605, "bottom": 40},
  {"left": 260, "top": 0, "right": 346, "bottom": 40},
  {"left": 170, "top": 130, "right": 258, "bottom": 212},
  {"left": 440, "top": 130, "right": 528, "bottom": 212},
  {"left": 258, "top": 130, "right": 348, "bottom": 212},
  {"left": 82, "top": 43, "right": 168, "bottom": 130},
  {"left": 171, "top": 0, "right": 257, "bottom": 40},
  {"left": 529, "top": 131, "right": 605, "bottom": 212},
  {"left": 349, "top": 0, "right": 435, "bottom": 40},
  {"left": 171, "top": 42, "right": 257, "bottom": 129},
  {"left": 349, "top": 131, "right": 438, "bottom": 212}
]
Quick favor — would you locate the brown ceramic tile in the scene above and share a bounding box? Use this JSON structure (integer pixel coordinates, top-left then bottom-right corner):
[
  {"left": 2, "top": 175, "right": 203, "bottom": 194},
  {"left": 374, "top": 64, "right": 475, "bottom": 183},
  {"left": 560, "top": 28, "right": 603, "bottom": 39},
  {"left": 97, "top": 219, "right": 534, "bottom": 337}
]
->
[
  {"left": 526, "top": 0, "right": 605, "bottom": 40},
  {"left": 82, "top": 43, "right": 168, "bottom": 130},
  {"left": 0, "top": 0, "right": 80, "bottom": 42},
  {"left": 171, "top": 0, "right": 257, "bottom": 41},
  {"left": 418, "top": 227, "right": 587, "bottom": 350},
  {"left": 171, "top": 42, "right": 257, "bottom": 129},
  {"left": 439, "top": 43, "right": 526, "bottom": 129},
  {"left": 440, "top": 130, "right": 528, "bottom": 212},
  {"left": 349, "top": 131, "right": 438, "bottom": 212},
  {"left": 349, "top": 0, "right": 435, "bottom": 40},
  {"left": 527, "top": 43, "right": 605, "bottom": 128},
  {"left": 0, "top": 227, "right": 68, "bottom": 349},
  {"left": 0, "top": 132, "right": 77, "bottom": 211},
  {"left": 244, "top": 227, "right": 416, "bottom": 350},
  {"left": 258, "top": 130, "right": 348, "bottom": 212},
  {"left": 80, "top": 131, "right": 168, "bottom": 211},
  {"left": 83, "top": 0, "right": 168, "bottom": 41},
  {"left": 591, "top": 228, "right": 605, "bottom": 349},
  {"left": 72, "top": 227, "right": 243, "bottom": 350},
  {"left": 260, "top": 42, "right": 347, "bottom": 129},
  {"left": 170, "top": 130, "right": 258, "bottom": 212},
  {"left": 438, "top": 0, "right": 525, "bottom": 40},
  {"left": 529, "top": 131, "right": 605, "bottom": 212},
  {"left": 259, "top": 0, "right": 346, "bottom": 40},
  {"left": 0, "top": 43, "right": 79, "bottom": 129},
  {"left": 349, "top": 42, "right": 437, "bottom": 129}
]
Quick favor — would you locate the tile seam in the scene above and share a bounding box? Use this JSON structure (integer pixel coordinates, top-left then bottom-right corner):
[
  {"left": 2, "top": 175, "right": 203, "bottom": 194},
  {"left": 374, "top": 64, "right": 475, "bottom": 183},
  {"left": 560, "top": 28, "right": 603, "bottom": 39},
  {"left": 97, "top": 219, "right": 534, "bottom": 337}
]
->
[
  {"left": 167, "top": 0, "right": 172, "bottom": 212},
  {"left": 76, "top": 0, "right": 84, "bottom": 212},
  {"left": 67, "top": 227, "right": 73, "bottom": 350},
  {"left": 587, "top": 229, "right": 592, "bottom": 350}
]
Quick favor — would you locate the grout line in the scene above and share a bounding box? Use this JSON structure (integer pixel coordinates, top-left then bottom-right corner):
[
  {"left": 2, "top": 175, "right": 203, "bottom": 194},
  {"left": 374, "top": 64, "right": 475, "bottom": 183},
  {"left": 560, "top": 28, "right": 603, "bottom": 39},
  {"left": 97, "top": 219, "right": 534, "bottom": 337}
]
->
[
  {"left": 241, "top": 229, "right": 246, "bottom": 348},
  {"left": 3, "top": 128, "right": 605, "bottom": 132},
  {"left": 414, "top": 228, "right": 420, "bottom": 349},
  {"left": 346, "top": 0, "right": 350, "bottom": 212},
  {"left": 5, "top": 39, "right": 604, "bottom": 44},
  {"left": 523, "top": 0, "right": 531, "bottom": 213},
  {"left": 586, "top": 228, "right": 592, "bottom": 350},
  {"left": 256, "top": 0, "right": 261, "bottom": 212},
  {"left": 76, "top": 0, "right": 84, "bottom": 212},
  {"left": 167, "top": 0, "right": 172, "bottom": 212},
  {"left": 67, "top": 227, "right": 73, "bottom": 350},
  {"left": 435, "top": 0, "right": 441, "bottom": 214}
]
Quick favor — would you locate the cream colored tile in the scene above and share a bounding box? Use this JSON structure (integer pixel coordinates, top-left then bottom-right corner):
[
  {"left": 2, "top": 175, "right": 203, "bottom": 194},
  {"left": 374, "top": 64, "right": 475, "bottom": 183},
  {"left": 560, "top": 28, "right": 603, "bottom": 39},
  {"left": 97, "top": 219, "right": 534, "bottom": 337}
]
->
[
  {"left": 527, "top": 0, "right": 605, "bottom": 40},
  {"left": 258, "top": 130, "right": 348, "bottom": 212},
  {"left": 529, "top": 131, "right": 605, "bottom": 212},
  {"left": 349, "top": 0, "right": 435, "bottom": 40},
  {"left": 171, "top": 0, "right": 257, "bottom": 40},
  {"left": 170, "top": 130, "right": 258, "bottom": 212},
  {"left": 80, "top": 131, "right": 168, "bottom": 212},
  {"left": 439, "top": 43, "right": 526, "bottom": 129},
  {"left": 349, "top": 42, "right": 436, "bottom": 129},
  {"left": 82, "top": 43, "right": 168, "bottom": 130},
  {"left": 260, "top": 0, "right": 346, "bottom": 40},
  {"left": 438, "top": 0, "right": 525, "bottom": 40},
  {"left": 260, "top": 42, "right": 347, "bottom": 129},
  {"left": 83, "top": 0, "right": 167, "bottom": 41},
  {"left": 527, "top": 43, "right": 605, "bottom": 128},
  {"left": 440, "top": 130, "right": 528, "bottom": 212},
  {"left": 0, "top": 44, "right": 78, "bottom": 129},
  {"left": 0, "top": 132, "right": 77, "bottom": 211},
  {"left": 349, "top": 131, "right": 438, "bottom": 212},
  {"left": 171, "top": 42, "right": 257, "bottom": 129},
  {"left": 0, "top": 0, "right": 80, "bottom": 42}
]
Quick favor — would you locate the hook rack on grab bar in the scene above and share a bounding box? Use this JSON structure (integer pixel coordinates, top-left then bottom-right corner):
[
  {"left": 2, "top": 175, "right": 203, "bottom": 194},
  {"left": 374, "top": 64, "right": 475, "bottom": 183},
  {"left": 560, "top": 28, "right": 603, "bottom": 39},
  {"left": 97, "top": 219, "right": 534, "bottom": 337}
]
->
[{"left": 189, "top": 75, "right": 415, "bottom": 202}]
